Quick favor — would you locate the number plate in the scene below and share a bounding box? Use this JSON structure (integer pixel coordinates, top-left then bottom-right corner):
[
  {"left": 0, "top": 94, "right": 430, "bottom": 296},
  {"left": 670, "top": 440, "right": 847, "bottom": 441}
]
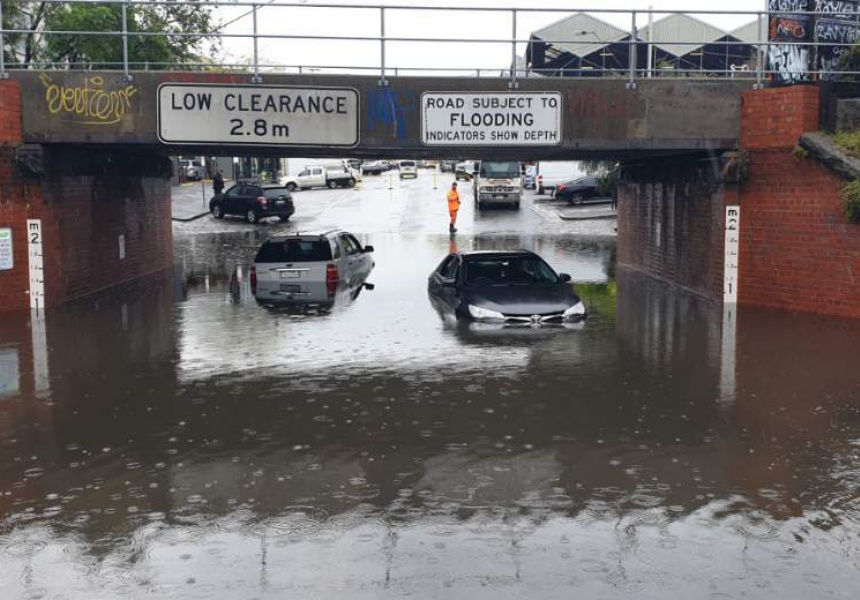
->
[
  {"left": 280, "top": 270, "right": 302, "bottom": 279},
  {"left": 280, "top": 284, "right": 301, "bottom": 292}
]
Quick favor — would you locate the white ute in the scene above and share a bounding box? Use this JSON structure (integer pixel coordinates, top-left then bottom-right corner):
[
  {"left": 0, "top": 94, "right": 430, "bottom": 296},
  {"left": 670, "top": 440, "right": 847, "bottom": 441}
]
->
[{"left": 281, "top": 162, "right": 358, "bottom": 191}]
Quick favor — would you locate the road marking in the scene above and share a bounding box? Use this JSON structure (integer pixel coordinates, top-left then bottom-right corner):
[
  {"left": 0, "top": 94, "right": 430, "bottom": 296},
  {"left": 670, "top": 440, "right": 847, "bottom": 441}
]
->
[{"left": 528, "top": 199, "right": 561, "bottom": 222}]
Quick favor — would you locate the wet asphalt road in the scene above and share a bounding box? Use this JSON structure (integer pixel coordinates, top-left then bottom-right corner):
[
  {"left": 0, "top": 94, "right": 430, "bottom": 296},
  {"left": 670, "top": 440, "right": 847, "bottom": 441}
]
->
[{"left": 1, "top": 173, "right": 860, "bottom": 599}]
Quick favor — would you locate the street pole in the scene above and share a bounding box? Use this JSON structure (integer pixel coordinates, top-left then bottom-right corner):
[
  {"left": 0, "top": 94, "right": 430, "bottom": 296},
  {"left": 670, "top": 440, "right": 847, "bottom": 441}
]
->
[
  {"left": 252, "top": 4, "right": 262, "bottom": 83},
  {"left": 121, "top": 0, "right": 131, "bottom": 81},
  {"left": 0, "top": 1, "right": 8, "bottom": 78},
  {"left": 510, "top": 9, "right": 518, "bottom": 89},
  {"left": 647, "top": 5, "right": 653, "bottom": 78},
  {"left": 201, "top": 178, "right": 206, "bottom": 210},
  {"left": 627, "top": 11, "right": 638, "bottom": 89},
  {"left": 379, "top": 7, "right": 388, "bottom": 86}
]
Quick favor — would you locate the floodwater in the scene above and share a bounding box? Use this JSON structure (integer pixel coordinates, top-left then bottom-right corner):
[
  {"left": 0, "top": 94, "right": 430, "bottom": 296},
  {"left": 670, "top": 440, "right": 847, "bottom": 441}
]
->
[{"left": 1, "top": 177, "right": 859, "bottom": 599}]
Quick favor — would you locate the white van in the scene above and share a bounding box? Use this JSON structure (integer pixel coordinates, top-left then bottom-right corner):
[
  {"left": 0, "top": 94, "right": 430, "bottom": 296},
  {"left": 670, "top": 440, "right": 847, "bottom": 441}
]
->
[
  {"left": 398, "top": 160, "right": 418, "bottom": 179},
  {"left": 535, "top": 161, "right": 584, "bottom": 195}
]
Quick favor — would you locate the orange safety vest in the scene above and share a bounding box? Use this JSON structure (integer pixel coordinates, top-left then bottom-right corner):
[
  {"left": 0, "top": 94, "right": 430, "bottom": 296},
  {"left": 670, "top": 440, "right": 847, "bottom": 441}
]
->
[{"left": 447, "top": 189, "right": 460, "bottom": 212}]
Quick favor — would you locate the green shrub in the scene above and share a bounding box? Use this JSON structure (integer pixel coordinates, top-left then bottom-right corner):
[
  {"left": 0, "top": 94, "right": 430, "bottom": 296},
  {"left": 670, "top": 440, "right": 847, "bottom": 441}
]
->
[
  {"left": 840, "top": 179, "right": 860, "bottom": 223},
  {"left": 831, "top": 131, "right": 860, "bottom": 159}
]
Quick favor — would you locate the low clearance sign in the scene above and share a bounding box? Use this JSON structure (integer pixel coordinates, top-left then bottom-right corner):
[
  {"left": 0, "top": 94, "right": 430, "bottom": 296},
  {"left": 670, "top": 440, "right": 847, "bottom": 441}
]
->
[{"left": 421, "top": 92, "right": 562, "bottom": 146}]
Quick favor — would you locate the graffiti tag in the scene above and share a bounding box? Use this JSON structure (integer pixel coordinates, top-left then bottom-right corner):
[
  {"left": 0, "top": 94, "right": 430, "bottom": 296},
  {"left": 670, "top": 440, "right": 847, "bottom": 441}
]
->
[
  {"left": 366, "top": 88, "right": 417, "bottom": 139},
  {"left": 768, "top": 0, "right": 810, "bottom": 12},
  {"left": 815, "top": 19, "right": 860, "bottom": 42},
  {"left": 770, "top": 16, "right": 809, "bottom": 39},
  {"left": 39, "top": 74, "right": 138, "bottom": 126},
  {"left": 817, "top": 0, "right": 860, "bottom": 19},
  {"left": 769, "top": 44, "right": 812, "bottom": 82}
]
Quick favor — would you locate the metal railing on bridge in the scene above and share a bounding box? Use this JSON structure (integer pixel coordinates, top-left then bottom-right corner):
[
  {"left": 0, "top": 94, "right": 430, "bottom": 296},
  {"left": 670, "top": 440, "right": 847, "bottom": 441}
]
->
[{"left": 2, "top": 1, "right": 860, "bottom": 88}]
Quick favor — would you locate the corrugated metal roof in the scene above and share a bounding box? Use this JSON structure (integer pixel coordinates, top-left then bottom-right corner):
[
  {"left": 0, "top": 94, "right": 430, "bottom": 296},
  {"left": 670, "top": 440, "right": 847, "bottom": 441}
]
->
[
  {"left": 727, "top": 20, "right": 764, "bottom": 44},
  {"left": 530, "top": 12, "right": 628, "bottom": 59},
  {"left": 638, "top": 14, "right": 726, "bottom": 57}
]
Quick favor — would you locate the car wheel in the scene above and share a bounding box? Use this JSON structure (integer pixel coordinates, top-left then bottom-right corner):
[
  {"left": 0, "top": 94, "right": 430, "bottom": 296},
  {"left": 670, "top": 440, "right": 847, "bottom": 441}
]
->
[
  {"left": 571, "top": 195, "right": 584, "bottom": 205},
  {"left": 211, "top": 204, "right": 224, "bottom": 219},
  {"left": 246, "top": 209, "right": 259, "bottom": 224},
  {"left": 348, "top": 178, "right": 356, "bottom": 188},
  {"left": 328, "top": 180, "right": 338, "bottom": 189},
  {"left": 278, "top": 215, "right": 290, "bottom": 222},
  {"left": 286, "top": 182, "right": 297, "bottom": 192},
  {"left": 514, "top": 201, "right": 521, "bottom": 210}
]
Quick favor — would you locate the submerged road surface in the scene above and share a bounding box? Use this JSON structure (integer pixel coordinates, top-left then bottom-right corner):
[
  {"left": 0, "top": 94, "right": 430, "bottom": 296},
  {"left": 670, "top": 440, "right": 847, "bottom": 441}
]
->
[{"left": 1, "top": 173, "right": 859, "bottom": 599}]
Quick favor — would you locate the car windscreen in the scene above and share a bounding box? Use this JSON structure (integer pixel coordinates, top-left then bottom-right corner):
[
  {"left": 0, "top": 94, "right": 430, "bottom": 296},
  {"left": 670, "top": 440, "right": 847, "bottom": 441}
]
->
[
  {"left": 263, "top": 188, "right": 289, "bottom": 199},
  {"left": 400, "top": 161, "right": 416, "bottom": 167},
  {"left": 464, "top": 256, "right": 558, "bottom": 286},
  {"left": 479, "top": 162, "right": 520, "bottom": 179},
  {"left": 255, "top": 239, "right": 332, "bottom": 263}
]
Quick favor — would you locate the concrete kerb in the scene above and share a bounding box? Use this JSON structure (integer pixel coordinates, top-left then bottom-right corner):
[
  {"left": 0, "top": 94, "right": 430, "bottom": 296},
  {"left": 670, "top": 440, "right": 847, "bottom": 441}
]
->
[{"left": 172, "top": 211, "right": 211, "bottom": 223}]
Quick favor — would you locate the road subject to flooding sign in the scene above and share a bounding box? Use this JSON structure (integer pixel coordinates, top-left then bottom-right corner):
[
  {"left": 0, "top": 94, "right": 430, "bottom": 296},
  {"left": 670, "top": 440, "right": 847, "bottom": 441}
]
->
[{"left": 422, "top": 92, "right": 563, "bottom": 146}]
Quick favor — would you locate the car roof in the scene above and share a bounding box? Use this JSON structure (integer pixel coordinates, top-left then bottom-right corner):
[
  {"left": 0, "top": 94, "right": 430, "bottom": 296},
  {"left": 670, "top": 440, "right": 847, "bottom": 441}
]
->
[
  {"left": 264, "top": 229, "right": 343, "bottom": 244},
  {"left": 458, "top": 250, "right": 537, "bottom": 259}
]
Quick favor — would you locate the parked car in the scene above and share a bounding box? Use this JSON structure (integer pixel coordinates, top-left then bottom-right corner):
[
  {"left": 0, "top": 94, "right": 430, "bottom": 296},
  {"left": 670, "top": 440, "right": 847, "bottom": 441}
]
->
[
  {"left": 180, "top": 159, "right": 204, "bottom": 181},
  {"left": 554, "top": 176, "right": 604, "bottom": 204},
  {"left": 280, "top": 163, "right": 356, "bottom": 191},
  {"left": 399, "top": 160, "right": 418, "bottom": 179},
  {"left": 209, "top": 182, "right": 294, "bottom": 224},
  {"left": 523, "top": 165, "right": 537, "bottom": 189},
  {"left": 455, "top": 161, "right": 477, "bottom": 181},
  {"left": 535, "top": 161, "right": 584, "bottom": 195},
  {"left": 361, "top": 161, "right": 389, "bottom": 175},
  {"left": 427, "top": 250, "right": 586, "bottom": 324},
  {"left": 440, "top": 161, "right": 456, "bottom": 173},
  {"left": 251, "top": 231, "right": 375, "bottom": 309}
]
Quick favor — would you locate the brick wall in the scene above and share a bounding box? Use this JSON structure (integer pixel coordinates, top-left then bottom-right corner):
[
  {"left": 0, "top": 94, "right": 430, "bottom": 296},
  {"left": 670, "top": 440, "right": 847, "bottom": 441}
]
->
[
  {"left": 739, "top": 86, "right": 860, "bottom": 319},
  {"left": 740, "top": 85, "right": 819, "bottom": 150},
  {"left": 617, "top": 157, "right": 728, "bottom": 301},
  {"left": 42, "top": 162, "right": 173, "bottom": 304},
  {"left": 0, "top": 80, "right": 39, "bottom": 313},
  {"left": 1, "top": 78, "right": 173, "bottom": 313}
]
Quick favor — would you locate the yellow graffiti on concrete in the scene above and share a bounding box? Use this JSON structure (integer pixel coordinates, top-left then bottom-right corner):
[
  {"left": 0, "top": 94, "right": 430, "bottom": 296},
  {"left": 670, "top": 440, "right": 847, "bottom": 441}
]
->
[{"left": 39, "top": 74, "right": 138, "bottom": 126}]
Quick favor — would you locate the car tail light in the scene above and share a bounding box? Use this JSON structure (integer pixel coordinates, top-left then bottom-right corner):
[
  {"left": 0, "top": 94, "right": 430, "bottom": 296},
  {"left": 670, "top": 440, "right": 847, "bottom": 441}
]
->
[
  {"left": 558, "top": 185, "right": 567, "bottom": 192},
  {"left": 326, "top": 263, "right": 339, "bottom": 297},
  {"left": 257, "top": 196, "right": 268, "bottom": 208},
  {"left": 250, "top": 265, "right": 257, "bottom": 294}
]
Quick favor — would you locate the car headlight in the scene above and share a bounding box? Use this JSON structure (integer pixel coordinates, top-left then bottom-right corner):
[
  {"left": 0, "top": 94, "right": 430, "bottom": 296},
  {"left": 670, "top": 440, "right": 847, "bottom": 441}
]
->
[
  {"left": 563, "top": 302, "right": 586, "bottom": 318},
  {"left": 468, "top": 304, "right": 505, "bottom": 321}
]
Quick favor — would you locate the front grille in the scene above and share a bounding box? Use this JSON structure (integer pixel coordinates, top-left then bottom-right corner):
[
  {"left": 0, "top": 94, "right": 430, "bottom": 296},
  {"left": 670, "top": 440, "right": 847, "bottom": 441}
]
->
[{"left": 503, "top": 313, "right": 564, "bottom": 323}]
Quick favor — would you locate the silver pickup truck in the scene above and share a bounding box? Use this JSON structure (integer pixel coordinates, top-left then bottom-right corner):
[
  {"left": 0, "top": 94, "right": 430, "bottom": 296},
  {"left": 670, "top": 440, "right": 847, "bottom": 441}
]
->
[{"left": 280, "top": 163, "right": 358, "bottom": 191}]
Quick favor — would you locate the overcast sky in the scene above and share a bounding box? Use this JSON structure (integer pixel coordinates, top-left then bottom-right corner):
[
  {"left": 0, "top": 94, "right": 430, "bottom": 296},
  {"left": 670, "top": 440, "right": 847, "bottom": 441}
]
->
[{"left": 212, "top": 0, "right": 770, "bottom": 74}]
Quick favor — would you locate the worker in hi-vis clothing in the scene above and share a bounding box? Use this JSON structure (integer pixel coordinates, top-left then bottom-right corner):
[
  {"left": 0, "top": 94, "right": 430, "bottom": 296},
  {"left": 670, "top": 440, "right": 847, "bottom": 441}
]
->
[{"left": 447, "top": 182, "right": 461, "bottom": 233}]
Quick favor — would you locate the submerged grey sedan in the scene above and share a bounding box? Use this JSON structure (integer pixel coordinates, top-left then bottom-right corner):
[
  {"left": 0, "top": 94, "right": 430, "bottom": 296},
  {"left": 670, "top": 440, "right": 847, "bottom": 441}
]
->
[{"left": 427, "top": 250, "right": 586, "bottom": 324}]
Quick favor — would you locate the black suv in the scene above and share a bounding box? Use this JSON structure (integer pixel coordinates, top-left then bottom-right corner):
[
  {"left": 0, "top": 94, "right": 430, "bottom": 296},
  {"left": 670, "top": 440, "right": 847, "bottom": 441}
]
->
[{"left": 209, "top": 183, "right": 295, "bottom": 224}]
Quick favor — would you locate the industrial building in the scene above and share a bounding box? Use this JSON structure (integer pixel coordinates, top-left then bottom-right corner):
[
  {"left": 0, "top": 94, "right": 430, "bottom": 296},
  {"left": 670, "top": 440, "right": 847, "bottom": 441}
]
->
[{"left": 525, "top": 13, "right": 762, "bottom": 77}]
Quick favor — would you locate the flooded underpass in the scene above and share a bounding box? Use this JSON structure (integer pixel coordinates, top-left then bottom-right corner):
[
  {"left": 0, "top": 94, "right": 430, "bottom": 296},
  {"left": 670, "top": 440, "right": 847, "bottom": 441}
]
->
[{"left": 1, "top": 180, "right": 860, "bottom": 599}]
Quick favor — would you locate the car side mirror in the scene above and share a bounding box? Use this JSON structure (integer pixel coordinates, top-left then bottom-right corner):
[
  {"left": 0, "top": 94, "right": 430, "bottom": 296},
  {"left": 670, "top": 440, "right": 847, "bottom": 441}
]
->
[
  {"left": 364, "top": 283, "right": 375, "bottom": 291},
  {"left": 364, "top": 245, "right": 374, "bottom": 253},
  {"left": 559, "top": 273, "right": 572, "bottom": 283}
]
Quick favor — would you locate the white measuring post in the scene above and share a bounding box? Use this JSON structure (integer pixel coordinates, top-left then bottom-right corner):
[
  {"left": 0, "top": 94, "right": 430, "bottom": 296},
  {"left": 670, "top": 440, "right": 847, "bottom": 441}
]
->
[
  {"left": 724, "top": 206, "right": 741, "bottom": 303},
  {"left": 27, "top": 219, "right": 45, "bottom": 313}
]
